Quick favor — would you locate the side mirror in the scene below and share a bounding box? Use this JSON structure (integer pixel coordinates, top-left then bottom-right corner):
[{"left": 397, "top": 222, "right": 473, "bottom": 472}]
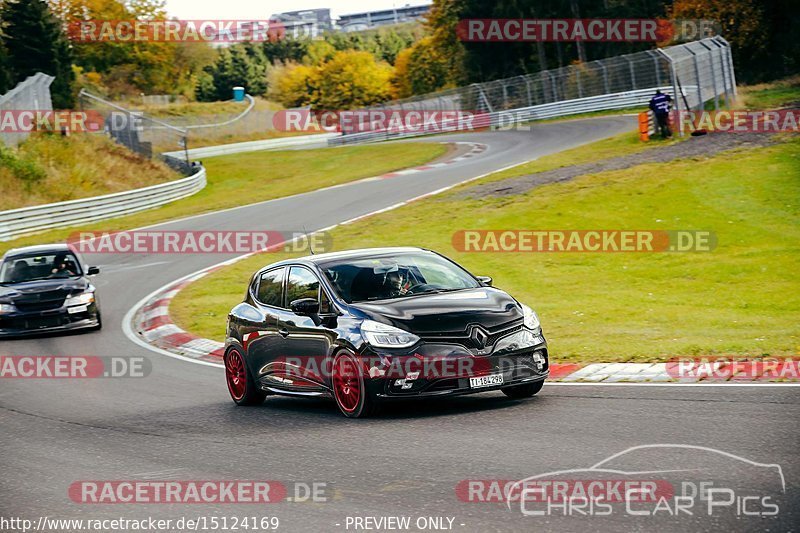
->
[
  {"left": 87, "top": 266, "right": 100, "bottom": 276},
  {"left": 290, "top": 298, "right": 319, "bottom": 316},
  {"left": 476, "top": 275, "right": 493, "bottom": 286}
]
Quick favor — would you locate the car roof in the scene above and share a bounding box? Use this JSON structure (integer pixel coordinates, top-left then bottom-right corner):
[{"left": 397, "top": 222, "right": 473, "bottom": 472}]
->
[
  {"left": 263, "top": 247, "right": 430, "bottom": 270},
  {"left": 2, "top": 243, "right": 73, "bottom": 260}
]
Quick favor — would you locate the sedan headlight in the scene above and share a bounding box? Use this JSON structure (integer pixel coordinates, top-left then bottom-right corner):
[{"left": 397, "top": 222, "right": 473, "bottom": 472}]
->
[
  {"left": 520, "top": 303, "right": 541, "bottom": 331},
  {"left": 0, "top": 303, "right": 16, "bottom": 314},
  {"left": 65, "top": 292, "right": 95, "bottom": 307},
  {"left": 361, "top": 319, "right": 420, "bottom": 349}
]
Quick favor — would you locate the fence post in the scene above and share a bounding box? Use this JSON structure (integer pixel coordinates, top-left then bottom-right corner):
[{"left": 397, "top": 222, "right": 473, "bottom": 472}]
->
[
  {"left": 598, "top": 62, "right": 610, "bottom": 94},
  {"left": 626, "top": 56, "right": 637, "bottom": 90},
  {"left": 715, "top": 36, "right": 737, "bottom": 100},
  {"left": 698, "top": 41, "right": 719, "bottom": 111},
  {"left": 687, "top": 47, "right": 704, "bottom": 111},
  {"left": 522, "top": 76, "right": 533, "bottom": 107},
  {"left": 657, "top": 48, "right": 684, "bottom": 137}
]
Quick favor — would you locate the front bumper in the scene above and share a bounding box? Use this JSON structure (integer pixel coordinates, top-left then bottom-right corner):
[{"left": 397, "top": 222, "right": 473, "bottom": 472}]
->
[
  {"left": 0, "top": 303, "right": 100, "bottom": 337},
  {"left": 367, "top": 329, "right": 549, "bottom": 400}
]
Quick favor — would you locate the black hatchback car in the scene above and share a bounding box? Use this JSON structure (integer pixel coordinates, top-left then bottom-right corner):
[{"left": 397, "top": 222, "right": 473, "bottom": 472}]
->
[
  {"left": 0, "top": 244, "right": 102, "bottom": 337},
  {"left": 225, "top": 247, "right": 548, "bottom": 417}
]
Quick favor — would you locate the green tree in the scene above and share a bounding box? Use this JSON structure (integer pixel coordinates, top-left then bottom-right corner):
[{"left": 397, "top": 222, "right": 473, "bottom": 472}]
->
[
  {"left": 196, "top": 45, "right": 264, "bottom": 101},
  {"left": 1, "top": 0, "right": 75, "bottom": 106},
  {"left": 0, "top": 42, "right": 12, "bottom": 93}
]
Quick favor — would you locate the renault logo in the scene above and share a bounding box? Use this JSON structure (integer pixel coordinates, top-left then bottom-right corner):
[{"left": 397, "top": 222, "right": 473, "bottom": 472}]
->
[{"left": 469, "top": 325, "right": 490, "bottom": 349}]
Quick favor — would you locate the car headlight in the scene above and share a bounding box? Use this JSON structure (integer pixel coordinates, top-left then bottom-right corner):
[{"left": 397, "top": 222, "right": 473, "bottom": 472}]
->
[
  {"left": 0, "top": 303, "right": 16, "bottom": 314},
  {"left": 361, "top": 319, "right": 420, "bottom": 349},
  {"left": 520, "top": 303, "right": 541, "bottom": 330},
  {"left": 65, "top": 292, "right": 95, "bottom": 307}
]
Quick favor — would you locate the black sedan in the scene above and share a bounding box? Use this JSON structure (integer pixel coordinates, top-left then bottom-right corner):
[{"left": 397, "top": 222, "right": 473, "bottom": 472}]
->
[
  {"left": 0, "top": 244, "right": 102, "bottom": 337},
  {"left": 225, "top": 247, "right": 548, "bottom": 417}
]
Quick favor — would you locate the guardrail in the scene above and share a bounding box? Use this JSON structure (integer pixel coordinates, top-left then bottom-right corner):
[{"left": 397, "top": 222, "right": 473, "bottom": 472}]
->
[
  {"left": 164, "top": 132, "right": 340, "bottom": 159},
  {"left": 0, "top": 165, "right": 206, "bottom": 242},
  {"left": 329, "top": 86, "right": 687, "bottom": 145}
]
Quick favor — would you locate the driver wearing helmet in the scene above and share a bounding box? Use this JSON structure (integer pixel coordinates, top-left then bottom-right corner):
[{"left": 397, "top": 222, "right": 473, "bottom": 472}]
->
[{"left": 381, "top": 269, "right": 408, "bottom": 298}]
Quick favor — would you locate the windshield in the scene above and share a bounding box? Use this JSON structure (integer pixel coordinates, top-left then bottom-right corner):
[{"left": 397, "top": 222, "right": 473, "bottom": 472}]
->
[
  {"left": 0, "top": 252, "right": 83, "bottom": 283},
  {"left": 320, "top": 252, "right": 480, "bottom": 303}
]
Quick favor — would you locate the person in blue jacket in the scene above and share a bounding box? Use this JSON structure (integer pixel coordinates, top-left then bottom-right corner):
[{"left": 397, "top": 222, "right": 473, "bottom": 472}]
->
[{"left": 648, "top": 90, "right": 673, "bottom": 138}]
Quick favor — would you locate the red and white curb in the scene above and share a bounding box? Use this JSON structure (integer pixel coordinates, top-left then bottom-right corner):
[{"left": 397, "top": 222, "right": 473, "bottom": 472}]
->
[{"left": 375, "top": 142, "right": 488, "bottom": 179}]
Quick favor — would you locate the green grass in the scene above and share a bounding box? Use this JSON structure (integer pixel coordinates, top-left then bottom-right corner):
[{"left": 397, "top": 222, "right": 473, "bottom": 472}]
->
[
  {"left": 0, "top": 142, "right": 447, "bottom": 255},
  {"left": 739, "top": 75, "right": 800, "bottom": 109},
  {"left": 132, "top": 97, "right": 281, "bottom": 118},
  {"left": 172, "top": 133, "right": 800, "bottom": 363},
  {"left": 468, "top": 130, "right": 679, "bottom": 187}
]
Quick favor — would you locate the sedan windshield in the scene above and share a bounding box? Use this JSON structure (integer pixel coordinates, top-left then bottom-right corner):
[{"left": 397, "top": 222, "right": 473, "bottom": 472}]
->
[
  {"left": 320, "top": 252, "right": 480, "bottom": 303},
  {"left": 0, "top": 252, "right": 82, "bottom": 284}
]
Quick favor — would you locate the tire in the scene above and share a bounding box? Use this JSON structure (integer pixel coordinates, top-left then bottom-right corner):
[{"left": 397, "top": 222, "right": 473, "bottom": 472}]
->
[
  {"left": 225, "top": 347, "right": 266, "bottom": 406},
  {"left": 331, "top": 351, "right": 379, "bottom": 418},
  {"left": 501, "top": 379, "right": 544, "bottom": 399}
]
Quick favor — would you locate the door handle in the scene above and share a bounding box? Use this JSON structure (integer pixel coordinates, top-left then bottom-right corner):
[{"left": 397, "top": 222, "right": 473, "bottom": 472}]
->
[{"left": 278, "top": 328, "right": 289, "bottom": 338}]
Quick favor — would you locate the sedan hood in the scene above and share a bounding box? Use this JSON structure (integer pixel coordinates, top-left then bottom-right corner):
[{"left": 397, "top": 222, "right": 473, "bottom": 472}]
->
[
  {"left": 0, "top": 278, "right": 89, "bottom": 303},
  {"left": 349, "top": 287, "right": 522, "bottom": 335}
]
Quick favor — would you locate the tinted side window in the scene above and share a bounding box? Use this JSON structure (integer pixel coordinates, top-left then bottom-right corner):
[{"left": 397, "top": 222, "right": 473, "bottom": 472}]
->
[
  {"left": 257, "top": 267, "right": 285, "bottom": 307},
  {"left": 286, "top": 267, "right": 320, "bottom": 305}
]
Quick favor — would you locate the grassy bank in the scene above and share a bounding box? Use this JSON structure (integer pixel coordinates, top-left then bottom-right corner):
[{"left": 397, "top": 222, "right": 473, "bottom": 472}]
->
[
  {"left": 172, "top": 133, "right": 799, "bottom": 362},
  {"left": 0, "top": 133, "right": 179, "bottom": 211},
  {"left": 0, "top": 142, "right": 447, "bottom": 255},
  {"left": 739, "top": 75, "right": 800, "bottom": 109}
]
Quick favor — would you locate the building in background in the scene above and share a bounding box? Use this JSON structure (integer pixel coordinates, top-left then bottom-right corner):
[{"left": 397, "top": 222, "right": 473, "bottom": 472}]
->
[
  {"left": 337, "top": 3, "right": 431, "bottom": 32},
  {"left": 271, "top": 8, "right": 333, "bottom": 39}
]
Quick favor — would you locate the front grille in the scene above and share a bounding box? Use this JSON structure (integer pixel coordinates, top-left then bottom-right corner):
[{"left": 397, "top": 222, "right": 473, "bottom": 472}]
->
[
  {"left": 14, "top": 290, "right": 67, "bottom": 312},
  {"left": 421, "top": 321, "right": 524, "bottom": 349}
]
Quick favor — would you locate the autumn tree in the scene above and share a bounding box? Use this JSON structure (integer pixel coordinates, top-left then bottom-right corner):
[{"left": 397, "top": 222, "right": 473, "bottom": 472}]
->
[
  {"left": 312, "top": 50, "right": 392, "bottom": 109},
  {"left": 671, "top": 0, "right": 796, "bottom": 83}
]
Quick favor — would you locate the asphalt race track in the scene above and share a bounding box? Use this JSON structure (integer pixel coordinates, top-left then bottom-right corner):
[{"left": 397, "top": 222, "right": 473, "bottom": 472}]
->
[{"left": 2, "top": 116, "right": 798, "bottom": 532}]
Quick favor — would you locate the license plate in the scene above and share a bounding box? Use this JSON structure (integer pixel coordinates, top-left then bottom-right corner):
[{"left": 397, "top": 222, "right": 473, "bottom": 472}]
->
[
  {"left": 469, "top": 373, "right": 504, "bottom": 389},
  {"left": 67, "top": 305, "right": 88, "bottom": 314}
]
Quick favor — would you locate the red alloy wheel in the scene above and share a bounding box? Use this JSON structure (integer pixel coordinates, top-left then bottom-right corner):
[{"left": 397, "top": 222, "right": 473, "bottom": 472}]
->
[
  {"left": 333, "top": 354, "right": 362, "bottom": 413},
  {"left": 225, "top": 349, "right": 247, "bottom": 401}
]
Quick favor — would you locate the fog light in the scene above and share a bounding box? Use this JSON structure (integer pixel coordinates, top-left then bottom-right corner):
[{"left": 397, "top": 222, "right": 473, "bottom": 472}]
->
[{"left": 532, "top": 351, "right": 546, "bottom": 370}]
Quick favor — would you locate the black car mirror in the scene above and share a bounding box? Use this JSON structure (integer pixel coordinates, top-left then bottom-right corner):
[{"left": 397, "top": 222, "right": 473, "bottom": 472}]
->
[
  {"left": 87, "top": 266, "right": 100, "bottom": 276},
  {"left": 476, "top": 276, "right": 493, "bottom": 286},
  {"left": 290, "top": 298, "right": 320, "bottom": 315}
]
